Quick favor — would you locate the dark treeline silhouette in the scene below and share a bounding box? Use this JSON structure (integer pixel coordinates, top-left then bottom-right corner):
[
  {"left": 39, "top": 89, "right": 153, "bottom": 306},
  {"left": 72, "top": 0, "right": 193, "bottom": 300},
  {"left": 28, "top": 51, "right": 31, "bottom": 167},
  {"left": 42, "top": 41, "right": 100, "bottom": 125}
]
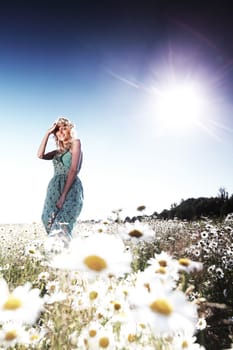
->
[
  {"left": 125, "top": 188, "right": 233, "bottom": 222},
  {"left": 158, "top": 189, "right": 233, "bottom": 221}
]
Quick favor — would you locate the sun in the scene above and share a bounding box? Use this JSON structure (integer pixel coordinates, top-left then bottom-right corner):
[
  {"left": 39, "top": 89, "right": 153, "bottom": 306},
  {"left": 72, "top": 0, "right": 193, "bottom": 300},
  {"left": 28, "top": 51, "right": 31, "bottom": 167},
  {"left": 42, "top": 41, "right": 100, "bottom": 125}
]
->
[{"left": 155, "top": 81, "right": 204, "bottom": 131}]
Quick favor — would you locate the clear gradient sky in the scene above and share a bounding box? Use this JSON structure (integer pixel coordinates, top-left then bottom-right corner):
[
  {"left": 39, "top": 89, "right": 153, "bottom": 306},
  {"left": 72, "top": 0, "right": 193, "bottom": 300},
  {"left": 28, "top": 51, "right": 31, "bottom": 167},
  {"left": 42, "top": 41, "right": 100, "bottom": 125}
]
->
[{"left": 1, "top": 0, "right": 233, "bottom": 223}]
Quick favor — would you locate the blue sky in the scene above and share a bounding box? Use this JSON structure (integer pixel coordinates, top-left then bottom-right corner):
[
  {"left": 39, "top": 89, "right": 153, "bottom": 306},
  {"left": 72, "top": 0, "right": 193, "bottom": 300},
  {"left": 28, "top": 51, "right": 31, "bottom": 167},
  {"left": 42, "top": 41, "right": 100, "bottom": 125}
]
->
[{"left": 1, "top": 0, "right": 233, "bottom": 223}]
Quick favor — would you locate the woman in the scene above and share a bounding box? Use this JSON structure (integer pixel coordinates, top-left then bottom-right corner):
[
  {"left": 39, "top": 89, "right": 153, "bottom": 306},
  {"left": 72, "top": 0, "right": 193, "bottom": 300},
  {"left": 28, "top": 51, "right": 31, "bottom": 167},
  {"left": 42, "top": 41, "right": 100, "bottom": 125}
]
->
[{"left": 38, "top": 117, "right": 84, "bottom": 240}]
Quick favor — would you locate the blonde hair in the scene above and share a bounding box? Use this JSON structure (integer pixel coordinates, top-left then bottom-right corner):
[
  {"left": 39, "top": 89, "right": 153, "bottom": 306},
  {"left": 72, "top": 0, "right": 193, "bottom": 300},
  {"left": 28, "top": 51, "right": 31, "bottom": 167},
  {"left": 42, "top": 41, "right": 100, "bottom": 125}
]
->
[{"left": 54, "top": 116, "right": 76, "bottom": 153}]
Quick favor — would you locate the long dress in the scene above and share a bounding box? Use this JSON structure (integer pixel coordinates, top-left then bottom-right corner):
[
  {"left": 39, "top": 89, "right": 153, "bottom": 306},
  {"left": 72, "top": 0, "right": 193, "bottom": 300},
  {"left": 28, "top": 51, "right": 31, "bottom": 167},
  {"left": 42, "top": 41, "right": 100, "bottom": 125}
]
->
[{"left": 42, "top": 150, "right": 84, "bottom": 238}]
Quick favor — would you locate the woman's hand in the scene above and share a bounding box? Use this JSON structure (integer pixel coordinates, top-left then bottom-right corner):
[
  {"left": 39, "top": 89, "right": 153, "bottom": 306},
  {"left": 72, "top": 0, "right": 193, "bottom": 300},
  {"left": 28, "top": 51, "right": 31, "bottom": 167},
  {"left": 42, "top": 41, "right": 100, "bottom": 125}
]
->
[
  {"left": 37, "top": 123, "right": 58, "bottom": 159},
  {"left": 48, "top": 123, "right": 58, "bottom": 135},
  {"left": 56, "top": 195, "right": 66, "bottom": 209}
]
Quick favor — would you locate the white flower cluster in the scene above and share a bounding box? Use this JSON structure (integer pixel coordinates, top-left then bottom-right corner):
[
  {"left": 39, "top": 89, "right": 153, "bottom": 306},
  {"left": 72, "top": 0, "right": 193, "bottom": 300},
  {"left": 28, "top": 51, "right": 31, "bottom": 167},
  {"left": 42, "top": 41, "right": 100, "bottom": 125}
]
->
[
  {"left": 0, "top": 220, "right": 208, "bottom": 349},
  {"left": 0, "top": 278, "right": 46, "bottom": 348},
  {"left": 48, "top": 228, "right": 205, "bottom": 349}
]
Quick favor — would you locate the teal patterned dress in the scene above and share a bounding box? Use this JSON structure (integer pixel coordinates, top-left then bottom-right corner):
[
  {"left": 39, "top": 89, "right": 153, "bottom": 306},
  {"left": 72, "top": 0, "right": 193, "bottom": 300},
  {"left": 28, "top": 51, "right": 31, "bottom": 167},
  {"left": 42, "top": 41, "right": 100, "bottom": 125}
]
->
[{"left": 42, "top": 150, "right": 83, "bottom": 237}]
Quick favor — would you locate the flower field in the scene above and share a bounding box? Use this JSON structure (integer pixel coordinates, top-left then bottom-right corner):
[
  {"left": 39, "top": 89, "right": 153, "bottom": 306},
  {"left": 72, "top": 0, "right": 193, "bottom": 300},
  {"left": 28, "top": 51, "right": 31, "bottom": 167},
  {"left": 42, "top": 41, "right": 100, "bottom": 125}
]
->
[{"left": 0, "top": 215, "right": 232, "bottom": 349}]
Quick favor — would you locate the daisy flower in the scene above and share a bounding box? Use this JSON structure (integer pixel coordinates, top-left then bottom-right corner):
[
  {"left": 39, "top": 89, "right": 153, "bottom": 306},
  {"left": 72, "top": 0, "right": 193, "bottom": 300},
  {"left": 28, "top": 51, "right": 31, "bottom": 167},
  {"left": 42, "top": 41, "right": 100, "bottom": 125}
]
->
[
  {"left": 37, "top": 271, "right": 50, "bottom": 282},
  {"left": 76, "top": 321, "right": 101, "bottom": 349},
  {"left": 84, "top": 324, "right": 116, "bottom": 350},
  {"left": 172, "top": 332, "right": 205, "bottom": 349},
  {"left": 51, "top": 234, "right": 132, "bottom": 279},
  {"left": 25, "top": 244, "right": 43, "bottom": 260},
  {"left": 0, "top": 278, "right": 45, "bottom": 325},
  {"left": 146, "top": 251, "right": 180, "bottom": 286},
  {"left": 119, "top": 321, "right": 154, "bottom": 349},
  {"left": 72, "top": 279, "right": 108, "bottom": 311},
  {"left": 120, "top": 220, "right": 155, "bottom": 241},
  {"left": 0, "top": 322, "right": 29, "bottom": 348},
  {"left": 95, "top": 291, "right": 132, "bottom": 324},
  {"left": 148, "top": 251, "right": 176, "bottom": 269},
  {"left": 27, "top": 326, "right": 47, "bottom": 347},
  {"left": 177, "top": 258, "right": 203, "bottom": 273},
  {"left": 95, "top": 222, "right": 109, "bottom": 234},
  {"left": 136, "top": 264, "right": 178, "bottom": 291},
  {"left": 129, "top": 282, "right": 198, "bottom": 336},
  {"left": 196, "top": 317, "right": 207, "bottom": 331}
]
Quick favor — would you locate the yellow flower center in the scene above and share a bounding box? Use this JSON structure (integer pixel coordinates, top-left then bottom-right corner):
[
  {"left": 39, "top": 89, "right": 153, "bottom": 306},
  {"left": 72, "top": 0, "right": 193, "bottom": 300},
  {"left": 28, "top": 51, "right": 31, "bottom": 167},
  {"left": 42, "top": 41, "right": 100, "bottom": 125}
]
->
[
  {"left": 128, "top": 229, "right": 143, "bottom": 238},
  {"left": 89, "top": 329, "right": 97, "bottom": 337},
  {"left": 71, "top": 279, "right": 77, "bottom": 285},
  {"left": 150, "top": 298, "right": 173, "bottom": 315},
  {"left": 156, "top": 267, "right": 167, "bottom": 274},
  {"left": 99, "top": 337, "right": 109, "bottom": 348},
  {"left": 89, "top": 291, "right": 98, "bottom": 300},
  {"left": 49, "top": 284, "right": 56, "bottom": 293},
  {"left": 182, "top": 340, "right": 188, "bottom": 348},
  {"left": 5, "top": 330, "right": 17, "bottom": 341},
  {"left": 128, "top": 333, "right": 136, "bottom": 342},
  {"left": 113, "top": 302, "right": 121, "bottom": 311},
  {"left": 30, "top": 334, "right": 39, "bottom": 341},
  {"left": 158, "top": 259, "right": 167, "bottom": 267},
  {"left": 3, "top": 294, "right": 22, "bottom": 310},
  {"left": 179, "top": 258, "right": 190, "bottom": 266},
  {"left": 139, "top": 323, "right": 146, "bottom": 329},
  {"left": 84, "top": 255, "right": 107, "bottom": 271}
]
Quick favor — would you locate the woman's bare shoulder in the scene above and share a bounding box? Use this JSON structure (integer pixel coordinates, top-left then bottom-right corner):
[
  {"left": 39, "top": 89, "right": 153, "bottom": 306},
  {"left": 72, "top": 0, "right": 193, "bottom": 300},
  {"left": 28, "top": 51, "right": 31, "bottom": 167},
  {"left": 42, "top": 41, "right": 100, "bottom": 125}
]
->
[
  {"left": 73, "top": 138, "right": 81, "bottom": 143},
  {"left": 72, "top": 139, "right": 81, "bottom": 148}
]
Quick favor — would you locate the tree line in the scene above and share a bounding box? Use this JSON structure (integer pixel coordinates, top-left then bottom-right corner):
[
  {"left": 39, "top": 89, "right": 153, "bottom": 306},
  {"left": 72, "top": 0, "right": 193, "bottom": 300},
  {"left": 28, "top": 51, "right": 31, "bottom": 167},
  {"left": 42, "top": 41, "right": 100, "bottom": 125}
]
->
[{"left": 158, "top": 188, "right": 233, "bottom": 221}]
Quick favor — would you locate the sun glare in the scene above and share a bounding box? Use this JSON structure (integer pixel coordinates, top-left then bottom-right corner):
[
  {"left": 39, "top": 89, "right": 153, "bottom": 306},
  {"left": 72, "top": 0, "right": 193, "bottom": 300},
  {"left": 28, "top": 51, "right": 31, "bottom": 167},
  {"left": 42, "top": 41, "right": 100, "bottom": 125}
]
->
[{"left": 155, "top": 82, "right": 204, "bottom": 131}]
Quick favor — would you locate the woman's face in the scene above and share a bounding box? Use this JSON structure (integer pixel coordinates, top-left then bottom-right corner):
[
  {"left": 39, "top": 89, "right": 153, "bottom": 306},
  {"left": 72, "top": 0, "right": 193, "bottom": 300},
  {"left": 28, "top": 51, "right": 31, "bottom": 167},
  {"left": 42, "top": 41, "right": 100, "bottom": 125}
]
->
[{"left": 55, "top": 124, "right": 71, "bottom": 142}]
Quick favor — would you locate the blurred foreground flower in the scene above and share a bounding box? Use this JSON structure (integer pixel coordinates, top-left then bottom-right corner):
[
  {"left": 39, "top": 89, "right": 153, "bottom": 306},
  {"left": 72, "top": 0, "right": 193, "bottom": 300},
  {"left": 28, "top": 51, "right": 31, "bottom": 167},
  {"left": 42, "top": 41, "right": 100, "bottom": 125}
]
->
[
  {"left": 0, "top": 322, "right": 28, "bottom": 348},
  {"left": 51, "top": 233, "right": 132, "bottom": 279},
  {"left": 0, "top": 278, "right": 45, "bottom": 325},
  {"left": 129, "top": 282, "right": 198, "bottom": 336}
]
